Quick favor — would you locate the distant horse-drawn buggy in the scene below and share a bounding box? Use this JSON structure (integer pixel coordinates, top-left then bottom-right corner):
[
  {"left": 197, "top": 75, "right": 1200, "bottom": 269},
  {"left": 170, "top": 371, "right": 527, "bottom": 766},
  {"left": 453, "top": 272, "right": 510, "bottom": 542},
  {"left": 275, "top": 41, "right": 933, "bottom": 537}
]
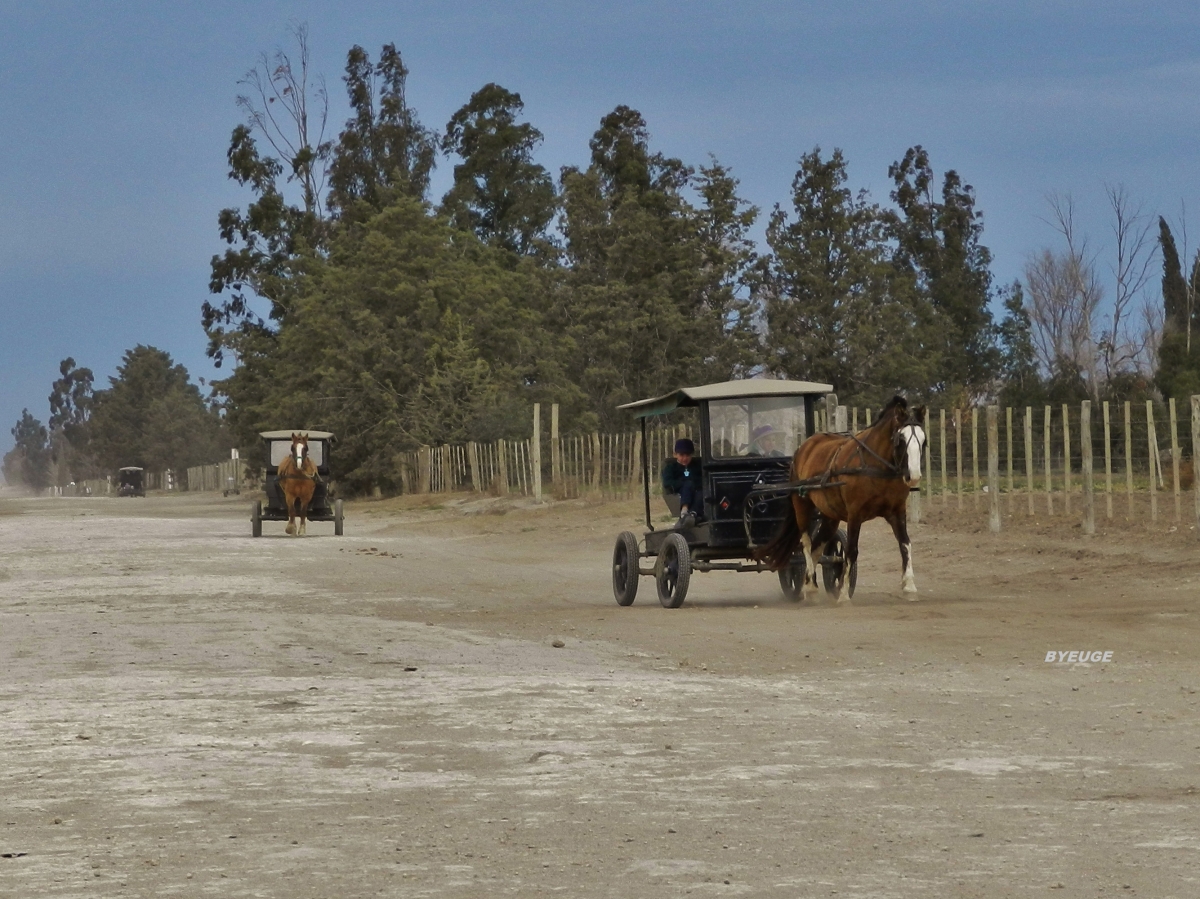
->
[
  {"left": 251, "top": 430, "right": 344, "bottom": 537},
  {"left": 117, "top": 466, "right": 145, "bottom": 498},
  {"left": 611, "top": 380, "right": 926, "bottom": 608}
]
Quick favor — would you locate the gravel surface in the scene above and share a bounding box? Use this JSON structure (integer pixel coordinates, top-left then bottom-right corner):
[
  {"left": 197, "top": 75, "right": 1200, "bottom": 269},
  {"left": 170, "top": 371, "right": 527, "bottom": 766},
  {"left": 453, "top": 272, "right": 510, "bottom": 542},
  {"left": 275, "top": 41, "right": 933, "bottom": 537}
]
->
[{"left": 1, "top": 490, "right": 1198, "bottom": 897}]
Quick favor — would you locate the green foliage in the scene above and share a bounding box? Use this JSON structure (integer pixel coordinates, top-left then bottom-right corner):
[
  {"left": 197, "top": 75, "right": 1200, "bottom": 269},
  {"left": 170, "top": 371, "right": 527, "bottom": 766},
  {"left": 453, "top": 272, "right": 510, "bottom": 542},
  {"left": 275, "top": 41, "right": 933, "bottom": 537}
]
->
[
  {"left": 441, "top": 83, "right": 557, "bottom": 256},
  {"left": 888, "top": 146, "right": 999, "bottom": 398},
  {"left": 88, "top": 346, "right": 229, "bottom": 476},
  {"left": 3, "top": 410, "right": 51, "bottom": 490},
  {"left": 762, "top": 147, "right": 935, "bottom": 405},
  {"left": 327, "top": 44, "right": 438, "bottom": 220},
  {"left": 556, "top": 107, "right": 759, "bottom": 429},
  {"left": 218, "top": 197, "right": 575, "bottom": 491},
  {"left": 1155, "top": 217, "right": 1200, "bottom": 399},
  {"left": 48, "top": 357, "right": 96, "bottom": 480},
  {"left": 995, "top": 283, "right": 1043, "bottom": 406}
]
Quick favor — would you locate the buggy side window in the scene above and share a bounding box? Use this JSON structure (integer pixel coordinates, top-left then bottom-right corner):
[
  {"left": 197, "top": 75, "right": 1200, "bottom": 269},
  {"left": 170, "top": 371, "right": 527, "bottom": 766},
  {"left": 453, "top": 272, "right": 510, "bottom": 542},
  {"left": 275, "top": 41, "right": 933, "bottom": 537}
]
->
[{"left": 708, "top": 397, "right": 806, "bottom": 459}]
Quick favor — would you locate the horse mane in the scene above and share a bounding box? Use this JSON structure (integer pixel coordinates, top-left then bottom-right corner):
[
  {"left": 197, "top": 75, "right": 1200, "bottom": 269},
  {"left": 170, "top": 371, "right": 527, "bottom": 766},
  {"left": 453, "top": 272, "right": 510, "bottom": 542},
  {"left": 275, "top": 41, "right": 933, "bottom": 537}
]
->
[{"left": 871, "top": 395, "right": 908, "bottom": 426}]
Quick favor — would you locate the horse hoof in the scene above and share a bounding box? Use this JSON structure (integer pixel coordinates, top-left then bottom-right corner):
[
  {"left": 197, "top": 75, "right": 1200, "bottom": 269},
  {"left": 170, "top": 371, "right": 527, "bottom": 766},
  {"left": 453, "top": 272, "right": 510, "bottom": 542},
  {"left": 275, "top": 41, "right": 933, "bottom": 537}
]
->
[{"left": 285, "top": 525, "right": 295, "bottom": 536}]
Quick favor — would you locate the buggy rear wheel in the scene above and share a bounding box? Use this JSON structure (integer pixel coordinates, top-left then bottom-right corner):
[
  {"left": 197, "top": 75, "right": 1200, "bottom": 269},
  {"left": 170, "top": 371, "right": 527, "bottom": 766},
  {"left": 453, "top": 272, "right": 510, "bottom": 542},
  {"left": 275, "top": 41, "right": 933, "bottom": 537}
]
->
[
  {"left": 821, "top": 528, "right": 849, "bottom": 595},
  {"left": 251, "top": 501, "right": 262, "bottom": 538},
  {"left": 655, "top": 533, "right": 691, "bottom": 609},
  {"left": 334, "top": 499, "right": 344, "bottom": 536},
  {"left": 612, "top": 531, "right": 640, "bottom": 606},
  {"left": 778, "top": 557, "right": 805, "bottom": 601}
]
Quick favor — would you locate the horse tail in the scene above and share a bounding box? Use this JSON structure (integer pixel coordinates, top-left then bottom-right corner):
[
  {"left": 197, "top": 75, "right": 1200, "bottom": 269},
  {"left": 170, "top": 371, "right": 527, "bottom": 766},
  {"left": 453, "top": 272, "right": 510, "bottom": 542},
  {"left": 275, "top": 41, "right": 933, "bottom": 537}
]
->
[{"left": 755, "top": 502, "right": 801, "bottom": 572}]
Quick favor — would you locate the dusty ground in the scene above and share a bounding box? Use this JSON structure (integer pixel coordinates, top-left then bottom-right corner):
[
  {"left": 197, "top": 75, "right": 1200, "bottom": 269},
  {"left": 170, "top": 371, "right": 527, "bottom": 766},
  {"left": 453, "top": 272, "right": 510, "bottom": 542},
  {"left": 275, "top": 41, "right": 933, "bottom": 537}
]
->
[{"left": 0, "top": 487, "right": 1198, "bottom": 898}]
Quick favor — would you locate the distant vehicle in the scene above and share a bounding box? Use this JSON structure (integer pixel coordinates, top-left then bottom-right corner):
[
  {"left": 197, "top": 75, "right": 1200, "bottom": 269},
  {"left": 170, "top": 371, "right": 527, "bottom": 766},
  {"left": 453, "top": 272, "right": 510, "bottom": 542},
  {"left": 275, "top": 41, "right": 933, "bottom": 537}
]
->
[
  {"left": 611, "top": 379, "right": 848, "bottom": 608},
  {"left": 117, "top": 467, "right": 145, "bottom": 498},
  {"left": 251, "top": 430, "right": 343, "bottom": 537}
]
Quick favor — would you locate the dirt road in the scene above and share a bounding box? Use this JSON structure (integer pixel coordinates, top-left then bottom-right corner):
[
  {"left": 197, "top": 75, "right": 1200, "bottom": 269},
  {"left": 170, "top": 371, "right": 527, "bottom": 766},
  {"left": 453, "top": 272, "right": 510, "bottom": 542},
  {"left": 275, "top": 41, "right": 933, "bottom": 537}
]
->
[{"left": 1, "top": 491, "right": 1198, "bottom": 897}]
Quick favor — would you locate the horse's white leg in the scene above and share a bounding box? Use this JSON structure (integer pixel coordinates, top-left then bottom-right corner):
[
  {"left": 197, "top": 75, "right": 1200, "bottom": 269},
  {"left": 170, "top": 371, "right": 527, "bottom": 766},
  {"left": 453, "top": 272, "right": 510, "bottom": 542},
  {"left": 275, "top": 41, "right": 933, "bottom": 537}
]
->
[
  {"left": 901, "top": 542, "right": 917, "bottom": 596},
  {"left": 285, "top": 499, "right": 296, "bottom": 535},
  {"left": 887, "top": 514, "right": 917, "bottom": 598},
  {"left": 799, "top": 531, "right": 820, "bottom": 598}
]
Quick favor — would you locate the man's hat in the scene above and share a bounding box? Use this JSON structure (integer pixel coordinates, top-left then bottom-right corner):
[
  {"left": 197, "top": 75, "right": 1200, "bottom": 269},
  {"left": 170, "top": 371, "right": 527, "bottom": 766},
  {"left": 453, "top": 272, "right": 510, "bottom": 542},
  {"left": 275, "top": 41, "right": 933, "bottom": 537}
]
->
[
  {"left": 751, "top": 425, "right": 777, "bottom": 440},
  {"left": 674, "top": 438, "right": 695, "bottom": 455}
]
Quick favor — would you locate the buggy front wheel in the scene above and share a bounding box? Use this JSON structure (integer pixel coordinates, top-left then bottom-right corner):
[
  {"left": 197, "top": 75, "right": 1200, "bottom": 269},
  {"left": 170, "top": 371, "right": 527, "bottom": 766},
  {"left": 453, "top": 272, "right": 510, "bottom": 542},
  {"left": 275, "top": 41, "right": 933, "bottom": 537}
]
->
[
  {"left": 779, "top": 557, "right": 805, "bottom": 601},
  {"left": 612, "top": 531, "right": 640, "bottom": 606},
  {"left": 251, "top": 501, "right": 262, "bottom": 538},
  {"left": 655, "top": 533, "right": 691, "bottom": 609}
]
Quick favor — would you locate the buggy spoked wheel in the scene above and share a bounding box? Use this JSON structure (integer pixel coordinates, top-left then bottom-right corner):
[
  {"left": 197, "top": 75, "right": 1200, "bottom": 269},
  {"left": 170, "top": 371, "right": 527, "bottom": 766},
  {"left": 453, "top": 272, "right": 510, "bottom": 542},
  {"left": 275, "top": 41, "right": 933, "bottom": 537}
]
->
[
  {"left": 655, "top": 533, "right": 691, "bottom": 609},
  {"left": 334, "top": 499, "right": 344, "bottom": 536},
  {"left": 612, "top": 531, "right": 640, "bottom": 606},
  {"left": 251, "top": 501, "right": 262, "bottom": 538},
  {"left": 778, "top": 556, "right": 806, "bottom": 601},
  {"left": 820, "top": 528, "right": 849, "bottom": 596}
]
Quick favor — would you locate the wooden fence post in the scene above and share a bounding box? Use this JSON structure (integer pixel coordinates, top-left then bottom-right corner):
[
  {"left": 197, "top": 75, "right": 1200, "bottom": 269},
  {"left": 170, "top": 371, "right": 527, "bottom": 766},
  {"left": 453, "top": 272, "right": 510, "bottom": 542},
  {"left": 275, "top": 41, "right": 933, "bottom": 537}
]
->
[
  {"left": 835, "top": 405, "right": 848, "bottom": 433},
  {"left": 1170, "top": 397, "right": 1181, "bottom": 522},
  {"left": 825, "top": 394, "right": 839, "bottom": 432},
  {"left": 1102, "top": 401, "right": 1113, "bottom": 519},
  {"left": 987, "top": 405, "right": 1000, "bottom": 533},
  {"left": 954, "top": 408, "right": 963, "bottom": 510},
  {"left": 418, "top": 446, "right": 431, "bottom": 494},
  {"left": 922, "top": 407, "right": 931, "bottom": 502},
  {"left": 1006, "top": 405, "right": 1014, "bottom": 502},
  {"left": 1081, "top": 401, "right": 1094, "bottom": 535},
  {"left": 532, "top": 404, "right": 542, "bottom": 503},
  {"left": 497, "top": 439, "right": 509, "bottom": 495},
  {"left": 972, "top": 406, "right": 980, "bottom": 508},
  {"left": 1062, "top": 403, "right": 1072, "bottom": 515},
  {"left": 939, "top": 409, "right": 948, "bottom": 504},
  {"left": 551, "top": 404, "right": 560, "bottom": 488},
  {"left": 1192, "top": 396, "right": 1200, "bottom": 533},
  {"left": 467, "top": 442, "right": 480, "bottom": 492},
  {"left": 592, "top": 432, "right": 602, "bottom": 492},
  {"left": 1024, "top": 406, "right": 1034, "bottom": 516},
  {"left": 1124, "top": 401, "right": 1133, "bottom": 518},
  {"left": 1044, "top": 406, "right": 1053, "bottom": 515},
  {"left": 1146, "top": 401, "right": 1157, "bottom": 522}
]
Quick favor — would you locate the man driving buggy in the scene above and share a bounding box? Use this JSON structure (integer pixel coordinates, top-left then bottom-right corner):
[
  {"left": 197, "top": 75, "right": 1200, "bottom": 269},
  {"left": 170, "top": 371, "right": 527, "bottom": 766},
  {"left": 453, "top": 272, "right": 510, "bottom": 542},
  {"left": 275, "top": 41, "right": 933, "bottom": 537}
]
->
[{"left": 662, "top": 437, "right": 703, "bottom": 527}]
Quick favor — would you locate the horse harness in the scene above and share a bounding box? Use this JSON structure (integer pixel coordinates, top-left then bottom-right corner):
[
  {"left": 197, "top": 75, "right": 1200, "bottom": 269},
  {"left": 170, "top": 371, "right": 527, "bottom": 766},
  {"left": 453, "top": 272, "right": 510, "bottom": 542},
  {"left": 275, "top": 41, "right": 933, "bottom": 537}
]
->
[{"left": 744, "top": 426, "right": 918, "bottom": 507}]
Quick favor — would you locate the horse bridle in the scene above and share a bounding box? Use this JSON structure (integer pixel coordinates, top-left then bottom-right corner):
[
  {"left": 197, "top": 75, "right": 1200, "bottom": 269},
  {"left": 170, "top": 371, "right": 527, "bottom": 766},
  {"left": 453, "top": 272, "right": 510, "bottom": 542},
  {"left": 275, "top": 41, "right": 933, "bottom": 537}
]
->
[
  {"left": 824, "top": 415, "right": 924, "bottom": 482},
  {"left": 278, "top": 439, "right": 319, "bottom": 482}
]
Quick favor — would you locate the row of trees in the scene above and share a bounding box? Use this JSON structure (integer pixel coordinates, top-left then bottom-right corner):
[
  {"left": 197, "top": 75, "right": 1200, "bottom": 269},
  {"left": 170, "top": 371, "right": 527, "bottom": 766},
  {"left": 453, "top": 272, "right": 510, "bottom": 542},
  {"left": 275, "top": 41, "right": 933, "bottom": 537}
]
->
[
  {"left": 2, "top": 347, "right": 228, "bottom": 490},
  {"left": 203, "top": 31, "right": 1060, "bottom": 491},
  {"left": 15, "top": 30, "right": 1199, "bottom": 496}
]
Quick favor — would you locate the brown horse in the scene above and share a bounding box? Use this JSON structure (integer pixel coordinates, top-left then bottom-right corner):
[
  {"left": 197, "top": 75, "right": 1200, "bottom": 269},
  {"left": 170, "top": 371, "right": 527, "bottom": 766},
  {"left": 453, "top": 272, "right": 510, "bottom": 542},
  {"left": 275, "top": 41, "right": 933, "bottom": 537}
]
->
[
  {"left": 757, "top": 396, "right": 926, "bottom": 603},
  {"left": 277, "top": 432, "right": 318, "bottom": 536}
]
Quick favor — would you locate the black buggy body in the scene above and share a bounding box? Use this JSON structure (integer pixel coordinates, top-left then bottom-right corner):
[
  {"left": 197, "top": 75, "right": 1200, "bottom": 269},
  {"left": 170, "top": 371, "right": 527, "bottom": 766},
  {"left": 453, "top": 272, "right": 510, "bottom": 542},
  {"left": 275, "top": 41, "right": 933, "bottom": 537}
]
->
[
  {"left": 250, "top": 430, "right": 343, "bottom": 537},
  {"left": 117, "top": 466, "right": 145, "bottom": 497},
  {"left": 611, "top": 379, "right": 848, "bottom": 608}
]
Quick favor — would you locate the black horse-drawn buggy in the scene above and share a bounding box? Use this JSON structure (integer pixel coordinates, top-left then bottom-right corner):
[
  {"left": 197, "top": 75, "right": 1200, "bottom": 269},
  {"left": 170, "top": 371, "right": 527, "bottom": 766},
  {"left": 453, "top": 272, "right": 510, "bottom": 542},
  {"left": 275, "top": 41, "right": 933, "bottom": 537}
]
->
[
  {"left": 117, "top": 466, "right": 145, "bottom": 497},
  {"left": 250, "top": 430, "right": 343, "bottom": 537},
  {"left": 612, "top": 380, "right": 851, "bottom": 608}
]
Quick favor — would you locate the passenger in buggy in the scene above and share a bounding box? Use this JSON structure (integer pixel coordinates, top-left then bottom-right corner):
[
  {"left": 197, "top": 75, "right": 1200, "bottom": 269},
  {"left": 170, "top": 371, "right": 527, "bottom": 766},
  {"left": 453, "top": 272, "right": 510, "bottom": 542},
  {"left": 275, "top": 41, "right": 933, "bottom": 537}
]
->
[
  {"left": 747, "top": 424, "right": 786, "bottom": 457},
  {"left": 661, "top": 437, "right": 703, "bottom": 528}
]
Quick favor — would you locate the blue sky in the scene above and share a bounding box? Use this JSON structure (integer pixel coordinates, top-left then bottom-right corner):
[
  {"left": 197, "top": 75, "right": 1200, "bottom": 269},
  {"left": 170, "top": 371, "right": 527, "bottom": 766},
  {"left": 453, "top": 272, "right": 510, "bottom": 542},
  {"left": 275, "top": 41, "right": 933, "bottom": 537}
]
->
[{"left": 4, "top": 1, "right": 1200, "bottom": 460}]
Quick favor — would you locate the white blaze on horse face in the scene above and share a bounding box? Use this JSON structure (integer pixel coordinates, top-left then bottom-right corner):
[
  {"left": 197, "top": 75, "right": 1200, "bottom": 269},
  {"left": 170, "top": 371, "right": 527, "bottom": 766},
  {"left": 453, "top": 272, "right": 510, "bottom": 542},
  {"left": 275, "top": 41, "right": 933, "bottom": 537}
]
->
[
  {"left": 293, "top": 440, "right": 305, "bottom": 466},
  {"left": 900, "top": 425, "right": 925, "bottom": 486}
]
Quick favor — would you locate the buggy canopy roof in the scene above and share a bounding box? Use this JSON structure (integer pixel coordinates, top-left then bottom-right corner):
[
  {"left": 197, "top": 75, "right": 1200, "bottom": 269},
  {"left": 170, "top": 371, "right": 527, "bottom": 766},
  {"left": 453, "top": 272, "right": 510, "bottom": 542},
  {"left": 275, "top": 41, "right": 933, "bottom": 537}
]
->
[
  {"left": 259, "top": 430, "right": 335, "bottom": 441},
  {"left": 118, "top": 466, "right": 144, "bottom": 472},
  {"left": 618, "top": 379, "right": 834, "bottom": 419}
]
